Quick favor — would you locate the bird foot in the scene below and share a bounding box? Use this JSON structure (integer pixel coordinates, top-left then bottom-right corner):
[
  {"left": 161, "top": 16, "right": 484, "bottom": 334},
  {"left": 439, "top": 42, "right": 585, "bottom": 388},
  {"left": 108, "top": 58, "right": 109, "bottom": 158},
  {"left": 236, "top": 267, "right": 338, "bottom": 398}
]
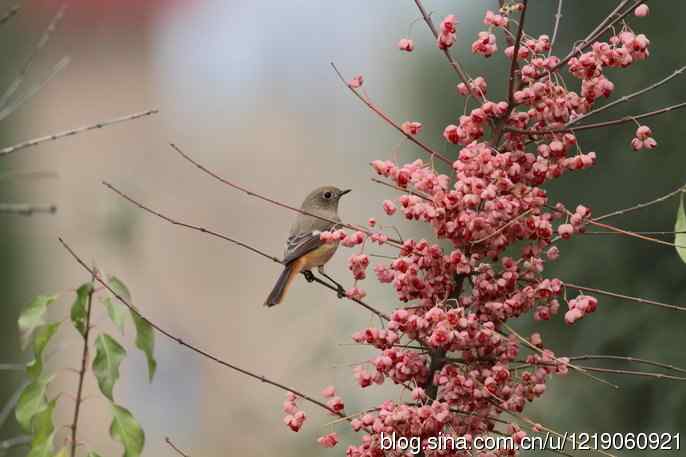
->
[{"left": 303, "top": 270, "right": 315, "bottom": 282}]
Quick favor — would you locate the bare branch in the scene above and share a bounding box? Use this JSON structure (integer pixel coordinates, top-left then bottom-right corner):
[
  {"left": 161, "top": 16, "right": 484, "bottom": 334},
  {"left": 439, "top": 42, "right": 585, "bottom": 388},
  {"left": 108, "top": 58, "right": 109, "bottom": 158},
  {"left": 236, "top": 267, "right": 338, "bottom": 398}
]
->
[
  {"left": 563, "top": 282, "right": 686, "bottom": 312},
  {"left": 0, "top": 109, "right": 159, "bottom": 158},
  {"left": 165, "top": 438, "right": 190, "bottom": 457},
  {"left": 412, "top": 0, "right": 473, "bottom": 91},
  {"left": 506, "top": 0, "right": 528, "bottom": 111},
  {"left": 330, "top": 62, "right": 452, "bottom": 165},
  {"left": 58, "top": 238, "right": 347, "bottom": 419},
  {"left": 567, "top": 355, "right": 686, "bottom": 375},
  {"left": 548, "top": 0, "right": 564, "bottom": 57},
  {"left": 595, "top": 183, "right": 685, "bottom": 221}
]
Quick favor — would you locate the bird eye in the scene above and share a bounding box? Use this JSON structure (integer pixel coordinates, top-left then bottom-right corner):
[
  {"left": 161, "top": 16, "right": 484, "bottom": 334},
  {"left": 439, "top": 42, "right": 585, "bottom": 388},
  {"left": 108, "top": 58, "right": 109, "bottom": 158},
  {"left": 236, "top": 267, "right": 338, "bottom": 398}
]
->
[{"left": 323, "top": 191, "right": 333, "bottom": 199}]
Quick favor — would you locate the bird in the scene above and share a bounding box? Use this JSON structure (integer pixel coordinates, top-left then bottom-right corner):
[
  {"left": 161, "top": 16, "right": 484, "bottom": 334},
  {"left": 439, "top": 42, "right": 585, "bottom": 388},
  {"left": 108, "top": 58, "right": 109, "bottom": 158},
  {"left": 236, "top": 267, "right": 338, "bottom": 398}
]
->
[{"left": 264, "top": 186, "right": 351, "bottom": 307}]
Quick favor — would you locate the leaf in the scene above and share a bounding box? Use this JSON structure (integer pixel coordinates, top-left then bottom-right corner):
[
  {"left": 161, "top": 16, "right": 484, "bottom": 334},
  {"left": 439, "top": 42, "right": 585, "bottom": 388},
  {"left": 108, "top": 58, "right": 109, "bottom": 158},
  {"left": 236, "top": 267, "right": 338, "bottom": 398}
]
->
[
  {"left": 675, "top": 193, "right": 686, "bottom": 263},
  {"left": 26, "top": 322, "right": 61, "bottom": 380},
  {"left": 109, "top": 275, "right": 156, "bottom": 380},
  {"left": 53, "top": 448, "right": 68, "bottom": 457},
  {"left": 70, "top": 283, "right": 93, "bottom": 337},
  {"left": 15, "top": 377, "right": 51, "bottom": 432},
  {"left": 18, "top": 295, "right": 58, "bottom": 349},
  {"left": 26, "top": 397, "right": 57, "bottom": 457},
  {"left": 110, "top": 403, "right": 144, "bottom": 457},
  {"left": 101, "top": 295, "right": 126, "bottom": 334},
  {"left": 108, "top": 276, "right": 132, "bottom": 302},
  {"left": 92, "top": 334, "right": 126, "bottom": 401},
  {"left": 130, "top": 311, "right": 156, "bottom": 382}
]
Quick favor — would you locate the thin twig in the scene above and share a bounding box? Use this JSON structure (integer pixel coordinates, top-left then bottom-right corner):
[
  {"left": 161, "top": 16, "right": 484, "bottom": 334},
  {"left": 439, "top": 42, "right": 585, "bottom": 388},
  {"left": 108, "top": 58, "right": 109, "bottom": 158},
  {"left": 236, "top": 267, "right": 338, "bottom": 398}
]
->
[
  {"left": 0, "top": 4, "right": 68, "bottom": 113},
  {"left": 0, "top": 109, "right": 159, "bottom": 157},
  {"left": 563, "top": 282, "right": 686, "bottom": 312},
  {"left": 170, "top": 143, "right": 401, "bottom": 247},
  {"left": 506, "top": 0, "right": 528, "bottom": 112},
  {"left": 548, "top": 0, "right": 564, "bottom": 58},
  {"left": 330, "top": 62, "right": 452, "bottom": 165},
  {"left": 568, "top": 65, "right": 686, "bottom": 127},
  {"left": 412, "top": 0, "right": 473, "bottom": 91},
  {"left": 574, "top": 365, "right": 686, "bottom": 381},
  {"left": 0, "top": 203, "right": 56, "bottom": 215},
  {"left": 370, "top": 177, "right": 432, "bottom": 201},
  {"left": 588, "top": 218, "right": 686, "bottom": 249},
  {"left": 69, "top": 271, "right": 96, "bottom": 457},
  {"left": 595, "top": 184, "right": 685, "bottom": 221},
  {"left": 568, "top": 355, "right": 686, "bottom": 375},
  {"left": 103, "top": 182, "right": 391, "bottom": 322},
  {"left": 471, "top": 209, "right": 533, "bottom": 244},
  {"left": 58, "top": 238, "right": 347, "bottom": 419},
  {"left": 506, "top": 101, "right": 686, "bottom": 135},
  {"left": 165, "top": 438, "right": 190, "bottom": 457}
]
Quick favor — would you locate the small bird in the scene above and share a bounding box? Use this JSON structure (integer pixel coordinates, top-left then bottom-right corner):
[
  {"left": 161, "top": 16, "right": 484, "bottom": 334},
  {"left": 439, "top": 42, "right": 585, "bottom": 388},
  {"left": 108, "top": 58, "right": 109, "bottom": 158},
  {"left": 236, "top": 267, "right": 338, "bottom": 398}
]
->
[{"left": 264, "top": 186, "right": 351, "bottom": 307}]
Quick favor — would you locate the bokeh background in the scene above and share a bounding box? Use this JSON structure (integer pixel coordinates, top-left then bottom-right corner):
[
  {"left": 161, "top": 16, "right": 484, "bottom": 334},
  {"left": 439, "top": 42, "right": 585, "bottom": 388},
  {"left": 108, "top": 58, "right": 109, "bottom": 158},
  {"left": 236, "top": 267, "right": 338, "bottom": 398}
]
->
[{"left": 0, "top": 0, "right": 684, "bottom": 456}]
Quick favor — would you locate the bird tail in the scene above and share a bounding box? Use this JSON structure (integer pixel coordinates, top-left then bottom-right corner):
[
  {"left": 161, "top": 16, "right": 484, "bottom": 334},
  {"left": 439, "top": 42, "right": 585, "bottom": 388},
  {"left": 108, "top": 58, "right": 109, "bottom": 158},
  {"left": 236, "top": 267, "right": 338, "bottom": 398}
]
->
[{"left": 264, "top": 261, "right": 302, "bottom": 307}]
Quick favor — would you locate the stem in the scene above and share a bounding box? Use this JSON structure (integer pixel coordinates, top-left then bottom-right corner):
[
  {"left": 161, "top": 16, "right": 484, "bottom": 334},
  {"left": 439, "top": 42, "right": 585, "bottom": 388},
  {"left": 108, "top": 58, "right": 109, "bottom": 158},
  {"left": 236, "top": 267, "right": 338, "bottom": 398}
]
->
[
  {"left": 0, "top": 109, "right": 159, "bottom": 157},
  {"left": 412, "top": 0, "right": 474, "bottom": 92},
  {"left": 165, "top": 438, "right": 190, "bottom": 457},
  {"left": 568, "top": 354, "right": 686, "bottom": 374},
  {"left": 563, "top": 282, "right": 686, "bottom": 312},
  {"left": 330, "top": 62, "right": 452, "bottom": 165},
  {"left": 595, "top": 184, "right": 685, "bottom": 221},
  {"left": 548, "top": 0, "right": 564, "bottom": 58},
  {"left": 69, "top": 272, "right": 96, "bottom": 457}
]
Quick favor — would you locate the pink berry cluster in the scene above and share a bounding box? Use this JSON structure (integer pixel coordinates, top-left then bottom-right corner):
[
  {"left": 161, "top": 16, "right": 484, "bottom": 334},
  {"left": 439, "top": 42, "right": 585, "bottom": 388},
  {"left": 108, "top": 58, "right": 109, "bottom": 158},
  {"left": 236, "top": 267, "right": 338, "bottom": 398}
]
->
[{"left": 289, "top": 4, "right": 658, "bottom": 455}]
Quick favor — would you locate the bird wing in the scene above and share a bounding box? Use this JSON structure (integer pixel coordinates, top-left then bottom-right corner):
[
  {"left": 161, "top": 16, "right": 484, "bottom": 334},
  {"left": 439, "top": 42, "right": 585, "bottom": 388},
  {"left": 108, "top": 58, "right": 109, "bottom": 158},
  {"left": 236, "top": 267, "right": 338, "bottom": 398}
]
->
[{"left": 282, "top": 230, "right": 327, "bottom": 265}]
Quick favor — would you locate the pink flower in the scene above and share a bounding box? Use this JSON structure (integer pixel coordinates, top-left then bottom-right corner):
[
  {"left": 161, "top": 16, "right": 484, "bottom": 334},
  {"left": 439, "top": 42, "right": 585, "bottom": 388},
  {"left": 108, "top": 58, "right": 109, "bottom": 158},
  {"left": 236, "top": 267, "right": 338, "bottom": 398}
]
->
[
  {"left": 398, "top": 38, "right": 414, "bottom": 52},
  {"left": 349, "top": 75, "right": 363, "bottom": 89},
  {"left": 401, "top": 121, "right": 422, "bottom": 135},
  {"left": 634, "top": 4, "right": 649, "bottom": 17},
  {"left": 317, "top": 433, "right": 339, "bottom": 448},
  {"left": 557, "top": 224, "right": 574, "bottom": 239},
  {"left": 383, "top": 200, "right": 397, "bottom": 215},
  {"left": 321, "top": 385, "right": 336, "bottom": 398}
]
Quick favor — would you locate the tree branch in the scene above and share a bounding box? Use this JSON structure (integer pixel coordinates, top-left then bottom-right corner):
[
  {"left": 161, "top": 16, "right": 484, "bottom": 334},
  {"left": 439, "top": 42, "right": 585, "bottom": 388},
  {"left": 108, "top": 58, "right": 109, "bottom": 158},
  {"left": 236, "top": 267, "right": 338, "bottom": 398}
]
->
[
  {"left": 330, "top": 63, "right": 452, "bottom": 165},
  {"left": 563, "top": 282, "right": 686, "bottom": 312},
  {"left": 58, "top": 238, "right": 347, "bottom": 419},
  {"left": 0, "top": 109, "right": 159, "bottom": 158}
]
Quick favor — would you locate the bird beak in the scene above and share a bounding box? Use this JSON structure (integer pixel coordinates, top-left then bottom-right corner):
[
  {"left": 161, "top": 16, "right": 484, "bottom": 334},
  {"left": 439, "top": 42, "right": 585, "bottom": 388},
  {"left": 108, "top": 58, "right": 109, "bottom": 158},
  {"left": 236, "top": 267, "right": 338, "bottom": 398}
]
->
[{"left": 338, "top": 189, "right": 352, "bottom": 197}]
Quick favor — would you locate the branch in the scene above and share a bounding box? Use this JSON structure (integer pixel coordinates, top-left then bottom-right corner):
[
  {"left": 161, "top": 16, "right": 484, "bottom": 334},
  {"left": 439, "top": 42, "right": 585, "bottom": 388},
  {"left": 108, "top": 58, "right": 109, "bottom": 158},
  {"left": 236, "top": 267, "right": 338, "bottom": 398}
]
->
[
  {"left": 568, "top": 65, "right": 686, "bottom": 127},
  {"left": 165, "top": 438, "right": 190, "bottom": 457},
  {"left": 58, "top": 238, "right": 346, "bottom": 419},
  {"left": 0, "top": 4, "right": 68, "bottom": 113},
  {"left": 505, "top": 101, "right": 686, "bottom": 135},
  {"left": 567, "top": 355, "right": 686, "bottom": 375},
  {"left": 563, "top": 282, "right": 686, "bottom": 312},
  {"left": 102, "top": 182, "right": 391, "bottom": 321},
  {"left": 595, "top": 183, "right": 685, "bottom": 221},
  {"left": 330, "top": 63, "right": 452, "bottom": 165},
  {"left": 506, "top": 0, "right": 528, "bottom": 111},
  {"left": 0, "top": 380, "right": 29, "bottom": 429},
  {"left": 548, "top": 0, "right": 564, "bottom": 58},
  {"left": 587, "top": 218, "right": 686, "bottom": 249},
  {"left": 0, "top": 109, "right": 159, "bottom": 158},
  {"left": 0, "top": 203, "right": 57, "bottom": 215},
  {"left": 412, "top": 0, "right": 473, "bottom": 90},
  {"left": 69, "top": 272, "right": 96, "bottom": 457}
]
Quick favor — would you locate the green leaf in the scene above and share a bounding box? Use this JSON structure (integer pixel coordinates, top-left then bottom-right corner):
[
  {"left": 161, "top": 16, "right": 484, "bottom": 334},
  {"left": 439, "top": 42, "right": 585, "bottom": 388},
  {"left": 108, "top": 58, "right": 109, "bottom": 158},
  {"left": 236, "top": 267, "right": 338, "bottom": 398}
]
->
[
  {"left": 15, "top": 377, "right": 51, "bottom": 432},
  {"left": 109, "top": 275, "right": 156, "bottom": 381},
  {"left": 130, "top": 311, "right": 156, "bottom": 382},
  {"left": 70, "top": 283, "right": 93, "bottom": 337},
  {"left": 108, "top": 276, "right": 132, "bottom": 302},
  {"left": 92, "top": 334, "right": 126, "bottom": 401},
  {"left": 675, "top": 194, "right": 686, "bottom": 263},
  {"left": 18, "top": 295, "right": 58, "bottom": 349},
  {"left": 101, "top": 295, "right": 126, "bottom": 334},
  {"left": 110, "top": 403, "right": 144, "bottom": 457},
  {"left": 26, "top": 397, "right": 57, "bottom": 457},
  {"left": 26, "top": 322, "right": 61, "bottom": 380}
]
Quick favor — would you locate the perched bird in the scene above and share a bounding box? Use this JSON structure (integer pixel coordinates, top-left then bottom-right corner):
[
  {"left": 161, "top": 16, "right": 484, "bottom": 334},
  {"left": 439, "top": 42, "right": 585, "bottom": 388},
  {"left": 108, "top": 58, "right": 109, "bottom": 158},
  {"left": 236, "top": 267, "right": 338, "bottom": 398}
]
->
[{"left": 264, "top": 186, "right": 350, "bottom": 307}]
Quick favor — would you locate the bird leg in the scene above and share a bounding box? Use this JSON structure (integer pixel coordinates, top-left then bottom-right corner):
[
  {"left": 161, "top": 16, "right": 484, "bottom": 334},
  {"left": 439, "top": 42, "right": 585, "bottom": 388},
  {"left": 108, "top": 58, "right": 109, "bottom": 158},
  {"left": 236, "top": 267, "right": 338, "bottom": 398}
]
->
[
  {"left": 303, "top": 269, "right": 315, "bottom": 282},
  {"left": 317, "top": 266, "right": 346, "bottom": 298}
]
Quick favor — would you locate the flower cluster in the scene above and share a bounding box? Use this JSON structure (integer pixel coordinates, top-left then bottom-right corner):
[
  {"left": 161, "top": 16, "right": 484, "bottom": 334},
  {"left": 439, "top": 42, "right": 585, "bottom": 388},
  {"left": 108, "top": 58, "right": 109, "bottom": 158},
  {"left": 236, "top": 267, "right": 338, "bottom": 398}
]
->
[
  {"left": 289, "top": 4, "right": 658, "bottom": 455},
  {"left": 282, "top": 392, "right": 306, "bottom": 432}
]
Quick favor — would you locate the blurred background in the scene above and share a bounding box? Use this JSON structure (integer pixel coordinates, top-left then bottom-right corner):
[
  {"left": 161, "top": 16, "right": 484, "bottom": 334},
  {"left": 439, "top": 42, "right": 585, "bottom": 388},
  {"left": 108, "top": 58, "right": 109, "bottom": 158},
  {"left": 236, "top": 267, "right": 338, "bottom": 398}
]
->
[{"left": 0, "top": 0, "right": 684, "bottom": 456}]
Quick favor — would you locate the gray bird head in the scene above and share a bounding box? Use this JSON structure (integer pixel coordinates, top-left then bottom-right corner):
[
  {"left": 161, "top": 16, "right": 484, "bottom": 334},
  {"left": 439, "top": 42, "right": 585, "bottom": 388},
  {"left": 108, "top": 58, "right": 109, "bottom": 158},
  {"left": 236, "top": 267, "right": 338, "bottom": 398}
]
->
[{"left": 301, "top": 186, "right": 351, "bottom": 212}]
